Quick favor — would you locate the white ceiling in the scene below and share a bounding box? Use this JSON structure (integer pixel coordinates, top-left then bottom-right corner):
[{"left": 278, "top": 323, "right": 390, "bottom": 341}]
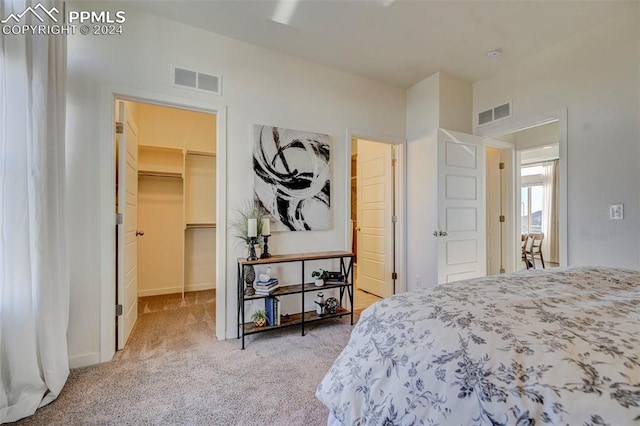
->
[{"left": 131, "top": 0, "right": 635, "bottom": 88}]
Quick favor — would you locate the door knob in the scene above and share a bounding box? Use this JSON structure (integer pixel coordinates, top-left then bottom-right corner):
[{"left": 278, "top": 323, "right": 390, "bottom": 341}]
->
[
  {"left": 439, "top": 231, "right": 448, "bottom": 237},
  {"left": 356, "top": 227, "right": 361, "bottom": 232},
  {"left": 136, "top": 230, "right": 144, "bottom": 236}
]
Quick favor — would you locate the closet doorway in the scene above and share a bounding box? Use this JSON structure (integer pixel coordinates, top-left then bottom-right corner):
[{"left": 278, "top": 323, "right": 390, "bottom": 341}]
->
[
  {"left": 350, "top": 137, "right": 401, "bottom": 309},
  {"left": 115, "top": 100, "right": 217, "bottom": 349}
]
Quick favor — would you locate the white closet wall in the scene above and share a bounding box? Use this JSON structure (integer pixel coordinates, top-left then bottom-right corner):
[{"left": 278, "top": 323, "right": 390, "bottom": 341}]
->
[
  {"left": 185, "top": 154, "right": 216, "bottom": 291},
  {"left": 138, "top": 176, "right": 184, "bottom": 296},
  {"left": 136, "top": 103, "right": 217, "bottom": 296}
]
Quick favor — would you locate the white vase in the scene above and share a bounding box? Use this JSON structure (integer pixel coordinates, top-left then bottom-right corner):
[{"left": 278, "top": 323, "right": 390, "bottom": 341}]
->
[{"left": 314, "top": 278, "right": 324, "bottom": 287}]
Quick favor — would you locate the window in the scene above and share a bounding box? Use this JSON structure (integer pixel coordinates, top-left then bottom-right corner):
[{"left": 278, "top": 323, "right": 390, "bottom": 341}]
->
[{"left": 521, "top": 165, "right": 544, "bottom": 234}]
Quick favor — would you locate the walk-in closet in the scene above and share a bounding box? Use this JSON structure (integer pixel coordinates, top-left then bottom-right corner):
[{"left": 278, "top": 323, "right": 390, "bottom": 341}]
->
[{"left": 116, "top": 100, "right": 216, "bottom": 347}]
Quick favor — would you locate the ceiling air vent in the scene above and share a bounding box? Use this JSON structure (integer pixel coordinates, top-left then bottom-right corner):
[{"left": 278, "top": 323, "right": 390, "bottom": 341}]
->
[
  {"left": 477, "top": 101, "right": 511, "bottom": 126},
  {"left": 171, "top": 65, "right": 222, "bottom": 96}
]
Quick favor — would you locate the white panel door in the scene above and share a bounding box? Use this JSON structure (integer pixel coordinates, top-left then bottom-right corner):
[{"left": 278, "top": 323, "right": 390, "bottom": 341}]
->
[
  {"left": 357, "top": 140, "right": 393, "bottom": 297},
  {"left": 117, "top": 101, "right": 139, "bottom": 349},
  {"left": 437, "top": 129, "right": 486, "bottom": 284}
]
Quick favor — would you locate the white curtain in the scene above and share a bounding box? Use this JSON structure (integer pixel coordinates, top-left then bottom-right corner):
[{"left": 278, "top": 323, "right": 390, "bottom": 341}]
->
[
  {"left": 0, "top": 0, "right": 69, "bottom": 423},
  {"left": 542, "top": 160, "right": 559, "bottom": 264}
]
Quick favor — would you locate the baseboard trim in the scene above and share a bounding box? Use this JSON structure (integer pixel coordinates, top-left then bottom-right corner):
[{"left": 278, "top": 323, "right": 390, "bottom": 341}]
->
[
  {"left": 137, "top": 286, "right": 183, "bottom": 297},
  {"left": 225, "top": 327, "right": 237, "bottom": 341},
  {"left": 138, "top": 283, "right": 216, "bottom": 297},
  {"left": 185, "top": 282, "right": 215, "bottom": 292},
  {"left": 69, "top": 352, "right": 101, "bottom": 369}
]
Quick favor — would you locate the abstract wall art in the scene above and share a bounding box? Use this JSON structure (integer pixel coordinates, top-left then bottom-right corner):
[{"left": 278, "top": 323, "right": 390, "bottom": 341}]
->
[{"left": 253, "top": 124, "right": 331, "bottom": 231}]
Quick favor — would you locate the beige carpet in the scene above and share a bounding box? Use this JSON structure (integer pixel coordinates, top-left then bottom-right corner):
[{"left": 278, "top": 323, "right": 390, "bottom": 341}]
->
[{"left": 12, "top": 290, "right": 357, "bottom": 426}]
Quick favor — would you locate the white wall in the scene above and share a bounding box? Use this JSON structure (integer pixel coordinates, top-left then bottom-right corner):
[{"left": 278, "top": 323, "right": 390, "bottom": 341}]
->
[
  {"left": 439, "top": 72, "right": 473, "bottom": 134},
  {"left": 515, "top": 121, "right": 558, "bottom": 151},
  {"left": 66, "top": 2, "right": 406, "bottom": 365},
  {"left": 137, "top": 177, "right": 184, "bottom": 296},
  {"left": 474, "top": 7, "right": 640, "bottom": 268},
  {"left": 406, "top": 73, "right": 439, "bottom": 289}
]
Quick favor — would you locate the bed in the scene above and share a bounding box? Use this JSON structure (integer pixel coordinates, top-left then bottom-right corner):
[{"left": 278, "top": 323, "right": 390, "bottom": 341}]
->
[{"left": 316, "top": 267, "right": 640, "bottom": 425}]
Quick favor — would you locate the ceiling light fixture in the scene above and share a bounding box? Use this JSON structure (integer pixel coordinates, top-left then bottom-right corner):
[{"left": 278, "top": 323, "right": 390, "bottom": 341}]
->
[
  {"left": 485, "top": 48, "right": 503, "bottom": 60},
  {"left": 272, "top": 0, "right": 300, "bottom": 25}
]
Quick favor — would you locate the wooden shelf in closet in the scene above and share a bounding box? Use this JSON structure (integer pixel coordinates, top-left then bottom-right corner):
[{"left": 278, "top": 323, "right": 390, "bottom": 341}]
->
[
  {"left": 185, "top": 223, "right": 216, "bottom": 229},
  {"left": 138, "top": 145, "right": 184, "bottom": 178},
  {"left": 186, "top": 149, "right": 216, "bottom": 157},
  {"left": 138, "top": 168, "right": 183, "bottom": 178}
]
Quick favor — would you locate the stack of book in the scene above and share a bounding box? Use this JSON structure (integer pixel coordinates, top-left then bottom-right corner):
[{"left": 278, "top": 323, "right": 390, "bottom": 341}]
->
[
  {"left": 265, "top": 297, "right": 280, "bottom": 326},
  {"left": 254, "top": 278, "right": 279, "bottom": 295}
]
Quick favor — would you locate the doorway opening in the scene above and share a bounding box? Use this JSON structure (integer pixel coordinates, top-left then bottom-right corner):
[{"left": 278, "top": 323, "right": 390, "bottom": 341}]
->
[
  {"left": 488, "top": 120, "right": 563, "bottom": 272},
  {"left": 350, "top": 137, "right": 403, "bottom": 312},
  {"left": 519, "top": 143, "right": 560, "bottom": 269},
  {"left": 115, "top": 100, "right": 217, "bottom": 349}
]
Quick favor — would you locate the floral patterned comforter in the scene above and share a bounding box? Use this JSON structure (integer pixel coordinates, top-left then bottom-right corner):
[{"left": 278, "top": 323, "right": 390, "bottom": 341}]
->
[{"left": 316, "top": 267, "right": 640, "bottom": 425}]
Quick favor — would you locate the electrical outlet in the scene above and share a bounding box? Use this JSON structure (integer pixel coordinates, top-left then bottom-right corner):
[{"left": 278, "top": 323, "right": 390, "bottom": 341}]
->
[
  {"left": 610, "top": 204, "right": 623, "bottom": 220},
  {"left": 416, "top": 275, "right": 422, "bottom": 286}
]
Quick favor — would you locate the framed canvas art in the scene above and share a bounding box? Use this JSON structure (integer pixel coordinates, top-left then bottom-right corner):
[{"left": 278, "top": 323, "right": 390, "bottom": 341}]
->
[{"left": 253, "top": 124, "right": 331, "bottom": 231}]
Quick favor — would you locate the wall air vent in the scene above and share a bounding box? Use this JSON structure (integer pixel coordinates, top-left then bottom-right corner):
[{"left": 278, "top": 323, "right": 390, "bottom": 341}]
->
[
  {"left": 477, "top": 101, "right": 511, "bottom": 126},
  {"left": 171, "top": 65, "right": 222, "bottom": 96}
]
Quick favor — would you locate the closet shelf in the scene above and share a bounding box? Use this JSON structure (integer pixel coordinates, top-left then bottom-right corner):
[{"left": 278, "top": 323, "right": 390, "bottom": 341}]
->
[
  {"left": 186, "top": 223, "right": 216, "bottom": 229},
  {"left": 138, "top": 169, "right": 183, "bottom": 179},
  {"left": 186, "top": 149, "right": 216, "bottom": 157},
  {"left": 138, "top": 144, "right": 183, "bottom": 154}
]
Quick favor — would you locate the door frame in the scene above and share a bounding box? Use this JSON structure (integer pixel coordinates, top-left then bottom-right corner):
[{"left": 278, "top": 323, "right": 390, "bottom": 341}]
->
[
  {"left": 99, "top": 85, "right": 227, "bottom": 363},
  {"left": 475, "top": 108, "right": 568, "bottom": 267},
  {"left": 345, "top": 130, "right": 407, "bottom": 295}
]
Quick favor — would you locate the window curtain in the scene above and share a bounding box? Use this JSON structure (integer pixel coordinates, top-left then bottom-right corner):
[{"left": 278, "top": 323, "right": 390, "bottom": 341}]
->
[
  {"left": 0, "top": 0, "right": 69, "bottom": 422},
  {"left": 542, "top": 160, "right": 559, "bottom": 264}
]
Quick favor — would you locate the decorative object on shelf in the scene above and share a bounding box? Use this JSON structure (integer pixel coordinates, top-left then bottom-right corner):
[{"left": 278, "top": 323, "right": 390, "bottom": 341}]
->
[
  {"left": 258, "top": 266, "right": 272, "bottom": 282},
  {"left": 244, "top": 265, "right": 256, "bottom": 296},
  {"left": 230, "top": 199, "right": 265, "bottom": 260},
  {"left": 247, "top": 218, "right": 258, "bottom": 260},
  {"left": 251, "top": 309, "right": 268, "bottom": 327},
  {"left": 253, "top": 124, "right": 331, "bottom": 232},
  {"left": 312, "top": 268, "right": 329, "bottom": 287},
  {"left": 325, "top": 271, "right": 345, "bottom": 282},
  {"left": 325, "top": 297, "right": 339, "bottom": 314},
  {"left": 314, "top": 292, "right": 325, "bottom": 316},
  {"left": 260, "top": 217, "right": 272, "bottom": 259}
]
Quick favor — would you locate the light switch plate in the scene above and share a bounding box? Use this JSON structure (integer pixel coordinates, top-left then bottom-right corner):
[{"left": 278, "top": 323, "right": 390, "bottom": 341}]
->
[{"left": 610, "top": 204, "right": 623, "bottom": 220}]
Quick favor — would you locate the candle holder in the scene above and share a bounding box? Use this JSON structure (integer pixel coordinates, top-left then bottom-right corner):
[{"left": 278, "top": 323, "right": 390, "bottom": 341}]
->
[
  {"left": 247, "top": 237, "right": 258, "bottom": 261},
  {"left": 260, "top": 235, "right": 272, "bottom": 259}
]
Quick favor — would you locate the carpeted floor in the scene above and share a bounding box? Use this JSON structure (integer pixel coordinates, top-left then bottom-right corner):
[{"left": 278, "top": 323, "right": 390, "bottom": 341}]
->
[{"left": 12, "top": 290, "right": 358, "bottom": 426}]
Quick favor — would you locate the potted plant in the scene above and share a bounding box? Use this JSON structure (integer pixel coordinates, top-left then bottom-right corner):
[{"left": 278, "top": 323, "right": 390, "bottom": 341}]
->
[
  {"left": 251, "top": 309, "right": 268, "bottom": 327},
  {"left": 312, "top": 268, "right": 329, "bottom": 287},
  {"left": 230, "top": 199, "right": 265, "bottom": 248},
  {"left": 230, "top": 199, "right": 266, "bottom": 285}
]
